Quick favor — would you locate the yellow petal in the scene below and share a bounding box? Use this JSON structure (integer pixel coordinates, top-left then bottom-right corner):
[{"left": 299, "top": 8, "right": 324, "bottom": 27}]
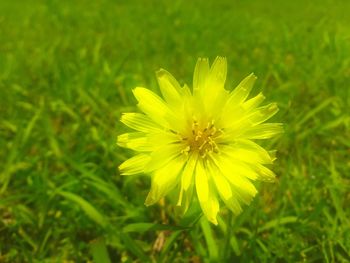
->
[
  {"left": 177, "top": 154, "right": 198, "bottom": 212},
  {"left": 210, "top": 164, "right": 232, "bottom": 200},
  {"left": 231, "top": 186, "right": 256, "bottom": 206},
  {"left": 219, "top": 95, "right": 278, "bottom": 134},
  {"left": 226, "top": 73, "right": 257, "bottom": 105},
  {"left": 120, "top": 113, "right": 161, "bottom": 133},
  {"left": 207, "top": 193, "right": 219, "bottom": 225},
  {"left": 218, "top": 163, "right": 258, "bottom": 203},
  {"left": 195, "top": 162, "right": 209, "bottom": 203},
  {"left": 241, "top": 123, "right": 283, "bottom": 139},
  {"left": 193, "top": 58, "right": 209, "bottom": 95},
  {"left": 147, "top": 131, "right": 181, "bottom": 146},
  {"left": 176, "top": 179, "right": 194, "bottom": 215},
  {"left": 197, "top": 57, "right": 229, "bottom": 117},
  {"left": 117, "top": 132, "right": 152, "bottom": 152},
  {"left": 217, "top": 157, "right": 258, "bottom": 205},
  {"left": 132, "top": 87, "right": 171, "bottom": 127},
  {"left": 226, "top": 197, "right": 242, "bottom": 215},
  {"left": 208, "top": 56, "right": 227, "bottom": 88},
  {"left": 252, "top": 164, "right": 277, "bottom": 182},
  {"left": 220, "top": 149, "right": 276, "bottom": 182},
  {"left": 218, "top": 74, "right": 258, "bottom": 128},
  {"left": 145, "top": 157, "right": 185, "bottom": 206},
  {"left": 213, "top": 154, "right": 259, "bottom": 207},
  {"left": 268, "top": 150, "right": 277, "bottom": 162},
  {"left": 181, "top": 153, "right": 198, "bottom": 191},
  {"left": 119, "top": 154, "right": 151, "bottom": 175},
  {"left": 217, "top": 154, "right": 259, "bottom": 180},
  {"left": 242, "top": 92, "right": 265, "bottom": 111},
  {"left": 144, "top": 144, "right": 183, "bottom": 173},
  {"left": 195, "top": 162, "right": 219, "bottom": 225},
  {"left": 207, "top": 159, "right": 242, "bottom": 214},
  {"left": 156, "top": 69, "right": 183, "bottom": 107},
  {"left": 247, "top": 103, "right": 279, "bottom": 125},
  {"left": 204, "top": 56, "right": 227, "bottom": 98},
  {"left": 221, "top": 140, "right": 273, "bottom": 164}
]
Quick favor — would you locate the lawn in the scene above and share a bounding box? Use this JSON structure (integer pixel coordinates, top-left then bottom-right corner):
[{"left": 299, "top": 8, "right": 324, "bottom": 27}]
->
[{"left": 0, "top": 0, "right": 349, "bottom": 262}]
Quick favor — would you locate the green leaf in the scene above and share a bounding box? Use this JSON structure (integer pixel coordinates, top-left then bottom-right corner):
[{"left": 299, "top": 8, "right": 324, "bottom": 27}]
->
[
  {"left": 85, "top": 178, "right": 128, "bottom": 208},
  {"left": 90, "top": 238, "right": 112, "bottom": 263},
  {"left": 200, "top": 217, "right": 218, "bottom": 260},
  {"left": 123, "top": 223, "right": 189, "bottom": 233},
  {"left": 58, "top": 191, "right": 108, "bottom": 228},
  {"left": 119, "top": 232, "right": 149, "bottom": 262},
  {"left": 258, "top": 216, "right": 298, "bottom": 233},
  {"left": 295, "top": 97, "right": 334, "bottom": 129},
  {"left": 159, "top": 231, "right": 182, "bottom": 262},
  {"left": 230, "top": 235, "right": 241, "bottom": 256},
  {"left": 178, "top": 200, "right": 203, "bottom": 227}
]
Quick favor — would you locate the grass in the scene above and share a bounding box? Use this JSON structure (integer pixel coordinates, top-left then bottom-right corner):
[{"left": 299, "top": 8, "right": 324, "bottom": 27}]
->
[{"left": 0, "top": 0, "right": 349, "bottom": 262}]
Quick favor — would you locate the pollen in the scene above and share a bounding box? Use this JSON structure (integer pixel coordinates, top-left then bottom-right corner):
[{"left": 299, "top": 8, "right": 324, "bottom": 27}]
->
[{"left": 181, "top": 119, "right": 222, "bottom": 158}]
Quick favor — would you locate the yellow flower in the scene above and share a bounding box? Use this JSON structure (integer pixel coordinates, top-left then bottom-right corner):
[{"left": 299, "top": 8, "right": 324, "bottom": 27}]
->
[{"left": 118, "top": 57, "right": 283, "bottom": 224}]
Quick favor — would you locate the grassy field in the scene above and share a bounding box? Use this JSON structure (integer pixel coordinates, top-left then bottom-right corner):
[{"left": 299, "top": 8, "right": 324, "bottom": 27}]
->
[{"left": 1, "top": 0, "right": 350, "bottom": 262}]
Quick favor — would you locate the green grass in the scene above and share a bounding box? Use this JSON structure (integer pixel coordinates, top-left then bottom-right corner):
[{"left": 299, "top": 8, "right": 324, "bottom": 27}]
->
[{"left": 1, "top": 0, "right": 350, "bottom": 262}]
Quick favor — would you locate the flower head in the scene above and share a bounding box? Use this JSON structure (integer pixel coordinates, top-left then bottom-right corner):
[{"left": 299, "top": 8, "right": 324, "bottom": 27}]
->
[{"left": 118, "top": 57, "right": 283, "bottom": 224}]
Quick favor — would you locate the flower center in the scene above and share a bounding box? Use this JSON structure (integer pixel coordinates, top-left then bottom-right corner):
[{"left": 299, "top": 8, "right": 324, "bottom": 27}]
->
[{"left": 181, "top": 120, "right": 222, "bottom": 158}]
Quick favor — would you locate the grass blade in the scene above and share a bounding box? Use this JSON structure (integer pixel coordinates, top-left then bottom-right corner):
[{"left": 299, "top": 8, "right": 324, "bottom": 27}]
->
[
  {"left": 58, "top": 191, "right": 108, "bottom": 228},
  {"left": 123, "top": 223, "right": 189, "bottom": 233},
  {"left": 90, "top": 238, "right": 112, "bottom": 263},
  {"left": 200, "top": 217, "right": 218, "bottom": 260}
]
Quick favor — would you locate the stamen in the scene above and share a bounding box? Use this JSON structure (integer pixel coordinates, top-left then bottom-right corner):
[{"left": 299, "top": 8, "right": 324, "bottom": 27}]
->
[
  {"left": 195, "top": 131, "right": 202, "bottom": 141},
  {"left": 198, "top": 140, "right": 207, "bottom": 150},
  {"left": 169, "top": 129, "right": 178, "bottom": 134},
  {"left": 181, "top": 145, "right": 191, "bottom": 155},
  {"left": 180, "top": 119, "right": 223, "bottom": 158}
]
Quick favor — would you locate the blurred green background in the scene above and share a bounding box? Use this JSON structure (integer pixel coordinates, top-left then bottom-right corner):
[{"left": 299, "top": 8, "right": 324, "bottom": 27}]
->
[{"left": 1, "top": 0, "right": 349, "bottom": 262}]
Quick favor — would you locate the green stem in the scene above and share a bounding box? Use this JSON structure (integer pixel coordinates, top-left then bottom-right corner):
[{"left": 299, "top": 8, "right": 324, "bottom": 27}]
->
[{"left": 224, "top": 213, "right": 234, "bottom": 259}]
